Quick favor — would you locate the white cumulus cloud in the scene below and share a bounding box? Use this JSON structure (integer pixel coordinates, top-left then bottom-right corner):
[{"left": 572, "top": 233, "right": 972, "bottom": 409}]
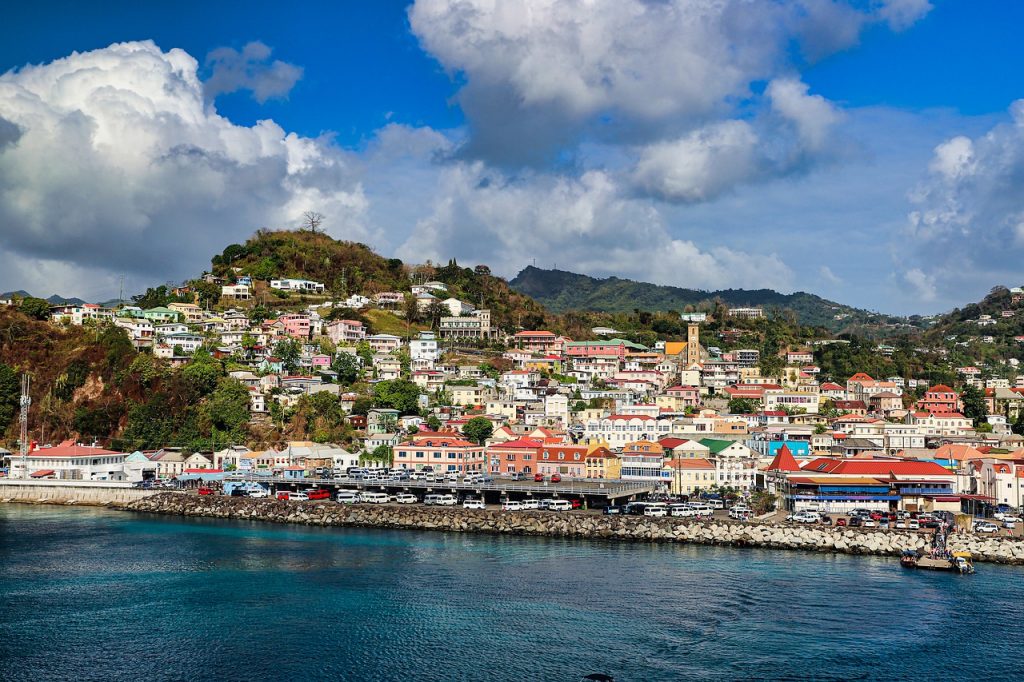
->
[{"left": 0, "top": 40, "right": 370, "bottom": 298}]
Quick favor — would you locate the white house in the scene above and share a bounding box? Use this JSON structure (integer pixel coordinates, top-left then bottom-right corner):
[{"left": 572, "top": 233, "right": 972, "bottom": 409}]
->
[{"left": 271, "top": 279, "right": 326, "bottom": 293}]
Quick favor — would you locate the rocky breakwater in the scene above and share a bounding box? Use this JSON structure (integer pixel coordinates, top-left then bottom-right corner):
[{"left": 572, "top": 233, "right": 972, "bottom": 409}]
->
[{"left": 123, "top": 493, "right": 1024, "bottom": 565}]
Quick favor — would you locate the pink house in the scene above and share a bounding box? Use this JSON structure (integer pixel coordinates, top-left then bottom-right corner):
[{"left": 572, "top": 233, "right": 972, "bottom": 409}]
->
[
  {"left": 279, "top": 314, "right": 312, "bottom": 340},
  {"left": 311, "top": 354, "right": 331, "bottom": 369},
  {"left": 326, "top": 319, "right": 366, "bottom": 345}
]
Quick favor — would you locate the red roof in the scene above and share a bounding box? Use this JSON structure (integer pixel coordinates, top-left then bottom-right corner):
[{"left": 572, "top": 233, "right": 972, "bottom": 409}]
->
[
  {"left": 30, "top": 469, "right": 55, "bottom": 478},
  {"left": 658, "top": 437, "right": 690, "bottom": 449},
  {"left": 926, "top": 384, "right": 955, "bottom": 393},
  {"left": 766, "top": 445, "right": 802, "bottom": 472},
  {"left": 28, "top": 442, "right": 123, "bottom": 458},
  {"left": 800, "top": 458, "right": 952, "bottom": 477},
  {"left": 184, "top": 468, "right": 223, "bottom": 474},
  {"left": 514, "top": 330, "right": 555, "bottom": 337},
  {"left": 488, "top": 438, "right": 543, "bottom": 449}
]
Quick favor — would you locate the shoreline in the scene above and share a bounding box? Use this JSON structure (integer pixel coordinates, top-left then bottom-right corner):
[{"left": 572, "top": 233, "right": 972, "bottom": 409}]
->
[
  {"left": 6, "top": 492, "right": 1023, "bottom": 565},
  {"left": 95, "top": 493, "right": 1024, "bottom": 566}
]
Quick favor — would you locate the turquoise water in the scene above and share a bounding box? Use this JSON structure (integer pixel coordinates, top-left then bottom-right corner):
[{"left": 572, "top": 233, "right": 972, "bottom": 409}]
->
[{"left": 1, "top": 506, "right": 1022, "bottom": 681}]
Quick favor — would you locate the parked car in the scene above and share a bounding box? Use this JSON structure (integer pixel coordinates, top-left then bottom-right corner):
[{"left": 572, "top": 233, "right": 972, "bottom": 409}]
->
[
  {"left": 336, "top": 491, "right": 359, "bottom": 504},
  {"left": 463, "top": 498, "right": 485, "bottom": 510},
  {"left": 276, "top": 490, "right": 290, "bottom": 501},
  {"left": 861, "top": 518, "right": 876, "bottom": 528},
  {"left": 425, "top": 494, "right": 457, "bottom": 506},
  {"left": 289, "top": 491, "right": 309, "bottom": 501},
  {"left": 847, "top": 516, "right": 862, "bottom": 527},
  {"left": 395, "top": 493, "right": 418, "bottom": 504},
  {"left": 835, "top": 518, "right": 847, "bottom": 527},
  {"left": 534, "top": 473, "right": 544, "bottom": 482},
  {"left": 894, "top": 520, "right": 908, "bottom": 529},
  {"left": 502, "top": 500, "right": 523, "bottom": 511},
  {"left": 521, "top": 499, "right": 540, "bottom": 510},
  {"left": 550, "top": 473, "right": 562, "bottom": 483},
  {"left": 976, "top": 521, "right": 999, "bottom": 533},
  {"left": 248, "top": 488, "right": 270, "bottom": 499},
  {"left": 1004, "top": 518, "right": 1018, "bottom": 530},
  {"left": 509, "top": 472, "right": 526, "bottom": 481},
  {"left": 360, "top": 492, "right": 391, "bottom": 504},
  {"left": 603, "top": 505, "right": 623, "bottom": 515},
  {"left": 198, "top": 487, "right": 215, "bottom": 496},
  {"left": 819, "top": 514, "right": 833, "bottom": 525},
  {"left": 548, "top": 500, "right": 572, "bottom": 512},
  {"left": 907, "top": 519, "right": 920, "bottom": 530},
  {"left": 792, "top": 512, "right": 820, "bottom": 524},
  {"left": 569, "top": 499, "right": 582, "bottom": 509},
  {"left": 306, "top": 489, "right": 331, "bottom": 501}
]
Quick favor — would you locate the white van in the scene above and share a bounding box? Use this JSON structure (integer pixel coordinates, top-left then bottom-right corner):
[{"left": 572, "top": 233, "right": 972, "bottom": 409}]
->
[
  {"left": 395, "top": 493, "right": 419, "bottom": 504},
  {"left": 501, "top": 500, "right": 523, "bottom": 511},
  {"left": 705, "top": 499, "right": 725, "bottom": 509},
  {"left": 688, "top": 503, "right": 713, "bottom": 515},
  {"left": 669, "top": 503, "right": 694, "bottom": 517},
  {"left": 520, "top": 499, "right": 540, "bottom": 510},
  {"left": 547, "top": 500, "right": 572, "bottom": 512},
  {"left": 336, "top": 491, "right": 359, "bottom": 504},
  {"left": 360, "top": 492, "right": 391, "bottom": 504},
  {"left": 288, "top": 491, "right": 309, "bottom": 501},
  {"left": 643, "top": 502, "right": 669, "bottom": 517},
  {"left": 425, "top": 494, "right": 458, "bottom": 506}
]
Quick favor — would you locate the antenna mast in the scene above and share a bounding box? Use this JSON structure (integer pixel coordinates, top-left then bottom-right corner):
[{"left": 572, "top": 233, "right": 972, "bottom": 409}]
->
[{"left": 19, "top": 373, "right": 31, "bottom": 479}]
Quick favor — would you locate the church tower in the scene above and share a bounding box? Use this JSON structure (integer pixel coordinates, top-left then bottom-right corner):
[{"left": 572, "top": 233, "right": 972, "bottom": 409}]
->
[{"left": 686, "top": 323, "right": 701, "bottom": 366}]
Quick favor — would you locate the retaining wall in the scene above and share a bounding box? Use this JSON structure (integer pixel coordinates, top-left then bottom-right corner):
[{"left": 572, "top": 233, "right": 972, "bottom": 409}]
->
[
  {"left": 122, "top": 493, "right": 1024, "bottom": 566},
  {"left": 0, "top": 480, "right": 159, "bottom": 505}
]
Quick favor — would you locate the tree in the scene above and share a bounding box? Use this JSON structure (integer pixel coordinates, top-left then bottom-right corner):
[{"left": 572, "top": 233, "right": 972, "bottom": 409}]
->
[
  {"left": 248, "top": 304, "right": 271, "bottom": 324},
  {"left": 960, "top": 384, "right": 987, "bottom": 426},
  {"left": 749, "top": 490, "right": 776, "bottom": 515},
  {"left": 306, "top": 391, "right": 342, "bottom": 427},
  {"left": 350, "top": 396, "right": 373, "bottom": 416},
  {"left": 463, "top": 416, "right": 494, "bottom": 445},
  {"left": 426, "top": 414, "right": 441, "bottom": 431},
  {"left": 301, "top": 210, "right": 324, "bottom": 233},
  {"left": 424, "top": 300, "right": 447, "bottom": 329},
  {"left": 361, "top": 444, "right": 393, "bottom": 466},
  {"left": 190, "top": 280, "right": 221, "bottom": 307},
  {"left": 132, "top": 286, "right": 171, "bottom": 310},
  {"left": 373, "top": 380, "right": 421, "bottom": 414},
  {"left": 19, "top": 297, "right": 51, "bottom": 320},
  {"left": 1013, "top": 411, "right": 1024, "bottom": 436},
  {"left": 0, "top": 363, "right": 19, "bottom": 429},
  {"left": 207, "top": 379, "right": 251, "bottom": 435},
  {"left": 727, "top": 398, "right": 759, "bottom": 414},
  {"left": 181, "top": 358, "right": 223, "bottom": 399},
  {"left": 331, "top": 352, "right": 360, "bottom": 385},
  {"left": 274, "top": 339, "right": 302, "bottom": 374},
  {"left": 356, "top": 341, "right": 374, "bottom": 366},
  {"left": 403, "top": 294, "right": 421, "bottom": 323}
]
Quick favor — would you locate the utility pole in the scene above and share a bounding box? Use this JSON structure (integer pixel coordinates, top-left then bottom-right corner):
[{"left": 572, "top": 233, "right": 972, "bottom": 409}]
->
[{"left": 19, "top": 373, "right": 31, "bottom": 479}]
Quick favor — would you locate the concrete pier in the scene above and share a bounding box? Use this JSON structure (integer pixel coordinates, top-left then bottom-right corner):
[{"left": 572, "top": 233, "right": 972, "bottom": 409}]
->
[{"left": 0, "top": 479, "right": 159, "bottom": 506}]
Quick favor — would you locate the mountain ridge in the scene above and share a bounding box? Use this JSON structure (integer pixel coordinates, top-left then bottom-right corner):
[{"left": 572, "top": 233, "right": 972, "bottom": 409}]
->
[{"left": 509, "top": 265, "right": 907, "bottom": 332}]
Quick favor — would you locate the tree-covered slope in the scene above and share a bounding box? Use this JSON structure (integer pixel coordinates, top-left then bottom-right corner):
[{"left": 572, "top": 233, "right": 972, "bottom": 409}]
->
[{"left": 510, "top": 266, "right": 902, "bottom": 331}]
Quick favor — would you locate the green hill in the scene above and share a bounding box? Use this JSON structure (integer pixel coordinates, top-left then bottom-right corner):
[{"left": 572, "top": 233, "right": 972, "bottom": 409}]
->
[{"left": 509, "top": 266, "right": 905, "bottom": 332}]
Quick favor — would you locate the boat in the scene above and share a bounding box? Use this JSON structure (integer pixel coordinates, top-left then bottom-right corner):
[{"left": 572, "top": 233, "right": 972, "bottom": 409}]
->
[{"left": 900, "top": 549, "right": 975, "bottom": 574}]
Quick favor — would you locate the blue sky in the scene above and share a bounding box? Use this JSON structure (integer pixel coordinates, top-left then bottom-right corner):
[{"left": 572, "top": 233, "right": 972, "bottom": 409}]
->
[{"left": 1, "top": 1, "right": 1024, "bottom": 315}]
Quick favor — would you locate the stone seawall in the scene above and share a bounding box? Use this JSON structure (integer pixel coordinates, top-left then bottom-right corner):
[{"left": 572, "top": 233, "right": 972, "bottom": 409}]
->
[
  {"left": 0, "top": 481, "right": 158, "bottom": 506},
  {"left": 123, "top": 493, "right": 1024, "bottom": 566}
]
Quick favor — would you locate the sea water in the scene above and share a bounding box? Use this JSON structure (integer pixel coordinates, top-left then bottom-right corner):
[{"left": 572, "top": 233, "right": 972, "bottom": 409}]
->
[{"left": 1, "top": 505, "right": 1021, "bottom": 681}]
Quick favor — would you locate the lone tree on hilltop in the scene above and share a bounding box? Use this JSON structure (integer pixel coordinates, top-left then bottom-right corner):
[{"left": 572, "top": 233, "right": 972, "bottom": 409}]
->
[{"left": 301, "top": 210, "right": 324, "bottom": 233}]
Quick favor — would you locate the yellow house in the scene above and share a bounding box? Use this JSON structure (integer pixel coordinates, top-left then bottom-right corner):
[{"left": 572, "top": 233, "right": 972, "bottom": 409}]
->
[
  {"left": 663, "top": 457, "right": 716, "bottom": 495},
  {"left": 585, "top": 446, "right": 621, "bottom": 479}
]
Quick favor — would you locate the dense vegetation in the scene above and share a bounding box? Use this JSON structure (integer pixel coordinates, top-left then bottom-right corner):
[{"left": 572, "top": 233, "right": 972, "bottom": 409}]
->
[{"left": 509, "top": 265, "right": 910, "bottom": 333}]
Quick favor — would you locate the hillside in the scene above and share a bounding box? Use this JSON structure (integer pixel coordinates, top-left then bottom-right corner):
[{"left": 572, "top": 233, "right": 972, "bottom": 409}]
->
[
  {"left": 211, "top": 231, "right": 551, "bottom": 334},
  {"left": 509, "top": 266, "right": 907, "bottom": 332}
]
